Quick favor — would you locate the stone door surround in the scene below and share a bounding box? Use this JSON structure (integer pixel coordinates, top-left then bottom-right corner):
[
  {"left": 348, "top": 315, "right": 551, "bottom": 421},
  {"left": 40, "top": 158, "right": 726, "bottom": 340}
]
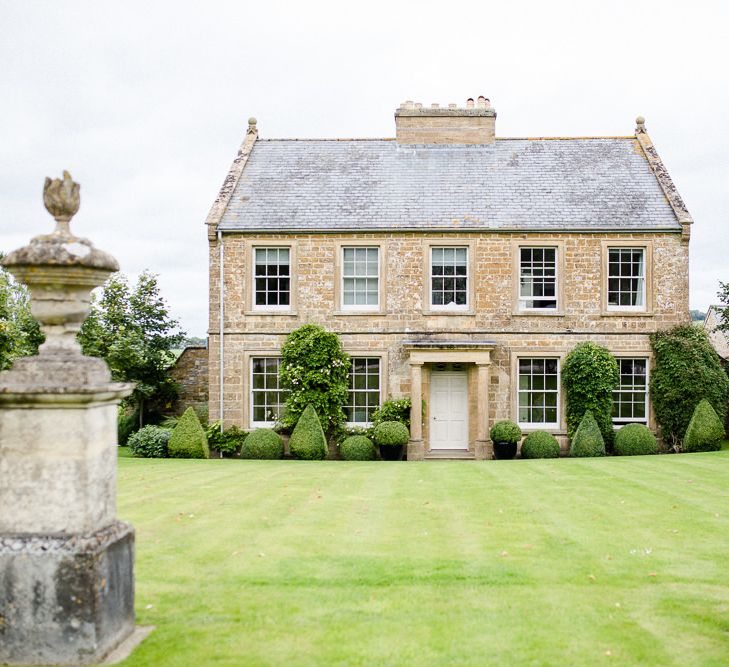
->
[{"left": 404, "top": 340, "right": 495, "bottom": 460}]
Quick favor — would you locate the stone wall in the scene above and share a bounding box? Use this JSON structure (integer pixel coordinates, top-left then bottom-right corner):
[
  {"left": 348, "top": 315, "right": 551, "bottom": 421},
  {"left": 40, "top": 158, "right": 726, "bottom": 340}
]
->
[
  {"left": 170, "top": 346, "right": 208, "bottom": 415},
  {"left": 208, "top": 230, "right": 690, "bottom": 442}
]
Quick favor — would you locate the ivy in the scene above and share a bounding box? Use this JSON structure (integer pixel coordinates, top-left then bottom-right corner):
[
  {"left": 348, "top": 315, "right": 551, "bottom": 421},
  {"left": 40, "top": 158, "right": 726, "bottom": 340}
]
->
[
  {"left": 279, "top": 324, "right": 350, "bottom": 435},
  {"left": 562, "top": 342, "right": 619, "bottom": 448},
  {"left": 650, "top": 325, "right": 729, "bottom": 449}
]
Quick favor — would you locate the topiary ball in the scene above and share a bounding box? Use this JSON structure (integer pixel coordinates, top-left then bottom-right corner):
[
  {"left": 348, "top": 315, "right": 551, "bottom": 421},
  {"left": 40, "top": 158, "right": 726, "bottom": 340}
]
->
[
  {"left": 372, "top": 421, "right": 410, "bottom": 447},
  {"left": 289, "top": 404, "right": 328, "bottom": 460},
  {"left": 614, "top": 424, "right": 658, "bottom": 456},
  {"left": 241, "top": 428, "right": 284, "bottom": 459},
  {"left": 520, "top": 431, "right": 561, "bottom": 459},
  {"left": 490, "top": 420, "right": 522, "bottom": 444},
  {"left": 127, "top": 425, "right": 170, "bottom": 458},
  {"left": 683, "top": 399, "right": 725, "bottom": 453},
  {"left": 569, "top": 410, "right": 606, "bottom": 457},
  {"left": 340, "top": 435, "right": 376, "bottom": 461},
  {"left": 168, "top": 407, "right": 210, "bottom": 459}
]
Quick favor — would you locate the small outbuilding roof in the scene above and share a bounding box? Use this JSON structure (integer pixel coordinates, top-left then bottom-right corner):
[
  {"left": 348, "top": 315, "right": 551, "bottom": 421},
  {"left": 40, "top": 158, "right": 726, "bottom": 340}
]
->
[{"left": 216, "top": 137, "right": 683, "bottom": 234}]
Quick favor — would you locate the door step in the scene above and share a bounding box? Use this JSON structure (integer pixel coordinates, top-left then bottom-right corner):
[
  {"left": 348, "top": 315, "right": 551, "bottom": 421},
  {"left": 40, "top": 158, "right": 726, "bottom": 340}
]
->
[{"left": 424, "top": 449, "right": 475, "bottom": 460}]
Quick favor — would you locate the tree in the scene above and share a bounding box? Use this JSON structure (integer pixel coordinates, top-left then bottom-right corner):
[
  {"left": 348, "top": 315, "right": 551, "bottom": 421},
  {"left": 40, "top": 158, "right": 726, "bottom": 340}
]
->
[
  {"left": 562, "top": 342, "right": 619, "bottom": 448},
  {"left": 78, "top": 271, "right": 185, "bottom": 426},
  {"left": 279, "top": 324, "right": 350, "bottom": 434},
  {"left": 717, "top": 282, "right": 729, "bottom": 332},
  {"left": 0, "top": 257, "right": 43, "bottom": 370}
]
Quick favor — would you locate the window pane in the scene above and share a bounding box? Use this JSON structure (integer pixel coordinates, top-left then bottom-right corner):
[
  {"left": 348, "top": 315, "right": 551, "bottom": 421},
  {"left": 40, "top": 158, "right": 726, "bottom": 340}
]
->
[
  {"left": 518, "top": 358, "right": 559, "bottom": 425},
  {"left": 345, "top": 357, "right": 380, "bottom": 423}
]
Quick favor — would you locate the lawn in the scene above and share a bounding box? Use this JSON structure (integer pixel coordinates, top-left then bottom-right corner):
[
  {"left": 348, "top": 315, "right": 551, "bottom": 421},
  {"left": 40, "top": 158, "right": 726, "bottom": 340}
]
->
[{"left": 117, "top": 452, "right": 729, "bottom": 666}]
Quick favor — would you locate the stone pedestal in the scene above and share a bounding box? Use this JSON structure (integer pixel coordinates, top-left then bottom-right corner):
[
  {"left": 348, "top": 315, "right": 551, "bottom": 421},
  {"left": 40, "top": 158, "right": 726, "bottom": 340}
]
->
[
  {"left": 0, "top": 171, "right": 138, "bottom": 664},
  {"left": 0, "top": 522, "right": 134, "bottom": 666}
]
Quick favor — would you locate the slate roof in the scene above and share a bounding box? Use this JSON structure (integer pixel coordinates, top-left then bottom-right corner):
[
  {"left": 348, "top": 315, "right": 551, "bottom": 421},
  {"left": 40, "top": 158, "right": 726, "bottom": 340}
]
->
[{"left": 217, "top": 138, "right": 681, "bottom": 233}]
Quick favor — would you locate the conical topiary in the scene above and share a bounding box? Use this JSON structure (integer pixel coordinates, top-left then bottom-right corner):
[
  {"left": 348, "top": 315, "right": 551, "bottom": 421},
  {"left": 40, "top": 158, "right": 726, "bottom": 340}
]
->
[
  {"left": 683, "top": 399, "right": 725, "bottom": 453},
  {"left": 289, "top": 404, "right": 328, "bottom": 460},
  {"left": 168, "top": 407, "right": 210, "bottom": 459},
  {"left": 569, "top": 410, "right": 606, "bottom": 457}
]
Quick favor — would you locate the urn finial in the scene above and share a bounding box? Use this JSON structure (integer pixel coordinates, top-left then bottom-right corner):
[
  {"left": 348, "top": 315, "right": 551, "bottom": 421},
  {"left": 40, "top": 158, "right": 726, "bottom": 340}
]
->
[{"left": 43, "top": 170, "right": 80, "bottom": 236}]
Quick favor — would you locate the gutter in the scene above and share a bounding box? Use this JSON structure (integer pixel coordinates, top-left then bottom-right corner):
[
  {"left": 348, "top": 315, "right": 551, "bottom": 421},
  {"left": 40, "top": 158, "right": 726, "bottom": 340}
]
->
[{"left": 218, "top": 229, "right": 224, "bottom": 433}]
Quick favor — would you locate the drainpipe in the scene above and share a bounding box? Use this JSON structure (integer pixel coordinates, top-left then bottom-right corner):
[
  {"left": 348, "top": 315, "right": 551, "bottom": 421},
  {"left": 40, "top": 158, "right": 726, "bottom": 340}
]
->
[{"left": 218, "top": 229, "right": 224, "bottom": 434}]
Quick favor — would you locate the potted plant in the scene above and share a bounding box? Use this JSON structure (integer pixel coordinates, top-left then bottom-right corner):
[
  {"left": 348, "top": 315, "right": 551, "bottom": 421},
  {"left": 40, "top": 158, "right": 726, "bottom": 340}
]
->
[
  {"left": 490, "top": 420, "right": 522, "bottom": 460},
  {"left": 372, "top": 421, "right": 410, "bottom": 461}
]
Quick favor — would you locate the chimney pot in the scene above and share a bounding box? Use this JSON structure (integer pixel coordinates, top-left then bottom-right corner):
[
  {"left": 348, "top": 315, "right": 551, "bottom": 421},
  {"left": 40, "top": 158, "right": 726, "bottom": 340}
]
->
[
  {"left": 431, "top": 103, "right": 440, "bottom": 109},
  {"left": 466, "top": 98, "right": 475, "bottom": 109},
  {"left": 448, "top": 103, "right": 457, "bottom": 109},
  {"left": 414, "top": 102, "right": 423, "bottom": 109},
  {"left": 395, "top": 96, "right": 496, "bottom": 144}
]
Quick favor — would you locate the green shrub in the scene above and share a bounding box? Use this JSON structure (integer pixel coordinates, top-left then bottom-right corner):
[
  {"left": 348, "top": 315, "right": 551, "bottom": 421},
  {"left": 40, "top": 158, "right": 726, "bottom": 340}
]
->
[
  {"left": 340, "top": 435, "right": 376, "bottom": 461},
  {"left": 520, "top": 431, "right": 560, "bottom": 459},
  {"left": 490, "top": 420, "right": 522, "bottom": 444},
  {"left": 614, "top": 424, "right": 658, "bottom": 456},
  {"left": 372, "top": 421, "right": 410, "bottom": 447},
  {"left": 168, "top": 407, "right": 210, "bottom": 459},
  {"left": 207, "top": 422, "right": 247, "bottom": 455},
  {"left": 371, "top": 398, "right": 412, "bottom": 429},
  {"left": 118, "top": 407, "right": 140, "bottom": 446},
  {"left": 683, "top": 399, "right": 725, "bottom": 453},
  {"left": 289, "top": 404, "right": 328, "bottom": 460},
  {"left": 562, "top": 342, "right": 619, "bottom": 449},
  {"left": 570, "top": 410, "right": 606, "bottom": 457},
  {"left": 279, "top": 325, "right": 350, "bottom": 434},
  {"left": 241, "top": 428, "right": 284, "bottom": 459},
  {"left": 650, "top": 325, "right": 729, "bottom": 449},
  {"left": 127, "top": 425, "right": 170, "bottom": 458}
]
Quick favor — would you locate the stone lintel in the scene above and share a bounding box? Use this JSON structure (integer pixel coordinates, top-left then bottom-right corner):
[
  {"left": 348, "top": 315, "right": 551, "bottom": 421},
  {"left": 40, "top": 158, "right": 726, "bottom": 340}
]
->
[{"left": 0, "top": 521, "right": 135, "bottom": 666}]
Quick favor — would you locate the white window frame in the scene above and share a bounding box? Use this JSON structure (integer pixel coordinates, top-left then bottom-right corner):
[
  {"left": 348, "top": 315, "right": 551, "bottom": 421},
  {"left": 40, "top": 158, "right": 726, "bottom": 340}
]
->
[
  {"left": 606, "top": 247, "right": 646, "bottom": 312},
  {"left": 517, "top": 357, "right": 561, "bottom": 429},
  {"left": 250, "top": 356, "right": 288, "bottom": 427},
  {"left": 518, "top": 246, "right": 558, "bottom": 311},
  {"left": 429, "top": 245, "right": 470, "bottom": 312},
  {"left": 612, "top": 357, "right": 649, "bottom": 426},
  {"left": 252, "top": 247, "right": 292, "bottom": 312},
  {"left": 344, "top": 357, "right": 382, "bottom": 426},
  {"left": 341, "top": 246, "right": 380, "bottom": 312}
]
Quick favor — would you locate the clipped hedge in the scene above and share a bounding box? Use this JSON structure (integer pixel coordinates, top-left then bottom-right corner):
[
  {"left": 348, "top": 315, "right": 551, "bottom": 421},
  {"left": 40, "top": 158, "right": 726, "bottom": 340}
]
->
[
  {"left": 127, "top": 425, "right": 170, "bottom": 458},
  {"left": 569, "top": 410, "right": 606, "bottom": 457},
  {"left": 683, "top": 399, "right": 725, "bottom": 453},
  {"left": 614, "top": 424, "right": 658, "bottom": 456},
  {"left": 241, "top": 428, "right": 284, "bottom": 459},
  {"left": 340, "top": 435, "right": 376, "bottom": 461},
  {"left": 490, "top": 420, "right": 522, "bottom": 444},
  {"left": 650, "top": 325, "right": 729, "bottom": 448},
  {"left": 289, "top": 404, "right": 328, "bottom": 460},
  {"left": 168, "top": 407, "right": 210, "bottom": 459},
  {"left": 372, "top": 421, "right": 410, "bottom": 447},
  {"left": 520, "top": 431, "right": 560, "bottom": 459}
]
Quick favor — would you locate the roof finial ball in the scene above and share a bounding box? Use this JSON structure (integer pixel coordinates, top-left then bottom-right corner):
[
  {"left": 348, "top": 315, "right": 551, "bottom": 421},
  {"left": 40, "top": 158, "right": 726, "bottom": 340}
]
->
[
  {"left": 247, "top": 117, "right": 258, "bottom": 134},
  {"left": 635, "top": 116, "right": 647, "bottom": 134}
]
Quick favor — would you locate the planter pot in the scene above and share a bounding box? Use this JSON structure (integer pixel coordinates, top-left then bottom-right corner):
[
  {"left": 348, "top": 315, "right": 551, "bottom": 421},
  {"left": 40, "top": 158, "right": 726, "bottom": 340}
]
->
[
  {"left": 379, "top": 444, "right": 404, "bottom": 461},
  {"left": 493, "top": 440, "right": 517, "bottom": 460}
]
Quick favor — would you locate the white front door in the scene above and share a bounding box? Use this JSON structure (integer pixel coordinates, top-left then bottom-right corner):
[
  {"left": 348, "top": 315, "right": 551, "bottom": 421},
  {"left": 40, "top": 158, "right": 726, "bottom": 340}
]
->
[{"left": 429, "top": 368, "right": 469, "bottom": 450}]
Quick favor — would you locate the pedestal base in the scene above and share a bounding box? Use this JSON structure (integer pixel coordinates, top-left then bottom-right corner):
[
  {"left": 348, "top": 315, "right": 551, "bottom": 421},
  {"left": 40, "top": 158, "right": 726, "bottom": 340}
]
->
[
  {"left": 0, "top": 521, "right": 135, "bottom": 665},
  {"left": 475, "top": 439, "right": 494, "bottom": 460},
  {"left": 407, "top": 439, "right": 424, "bottom": 461}
]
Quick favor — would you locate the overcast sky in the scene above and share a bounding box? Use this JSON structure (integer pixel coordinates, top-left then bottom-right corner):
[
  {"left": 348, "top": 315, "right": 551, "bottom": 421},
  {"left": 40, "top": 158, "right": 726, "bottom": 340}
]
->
[{"left": 1, "top": 1, "right": 728, "bottom": 336}]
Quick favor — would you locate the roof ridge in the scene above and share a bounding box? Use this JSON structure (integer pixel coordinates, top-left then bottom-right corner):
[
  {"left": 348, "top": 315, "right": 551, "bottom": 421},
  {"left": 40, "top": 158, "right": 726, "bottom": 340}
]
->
[{"left": 256, "top": 136, "right": 635, "bottom": 142}]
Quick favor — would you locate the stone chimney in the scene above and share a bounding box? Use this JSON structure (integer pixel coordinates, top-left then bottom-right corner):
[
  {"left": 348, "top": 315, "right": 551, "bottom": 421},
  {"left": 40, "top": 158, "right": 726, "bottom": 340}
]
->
[{"left": 395, "top": 97, "right": 496, "bottom": 144}]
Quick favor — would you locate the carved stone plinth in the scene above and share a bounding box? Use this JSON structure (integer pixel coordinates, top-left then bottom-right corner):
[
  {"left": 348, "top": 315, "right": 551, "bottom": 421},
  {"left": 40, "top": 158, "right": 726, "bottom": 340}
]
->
[{"left": 0, "top": 522, "right": 134, "bottom": 665}]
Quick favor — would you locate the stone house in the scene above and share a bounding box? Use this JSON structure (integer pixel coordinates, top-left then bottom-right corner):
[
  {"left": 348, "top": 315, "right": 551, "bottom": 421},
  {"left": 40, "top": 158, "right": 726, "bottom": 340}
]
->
[
  {"left": 704, "top": 305, "right": 729, "bottom": 361},
  {"left": 205, "top": 97, "right": 692, "bottom": 458}
]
